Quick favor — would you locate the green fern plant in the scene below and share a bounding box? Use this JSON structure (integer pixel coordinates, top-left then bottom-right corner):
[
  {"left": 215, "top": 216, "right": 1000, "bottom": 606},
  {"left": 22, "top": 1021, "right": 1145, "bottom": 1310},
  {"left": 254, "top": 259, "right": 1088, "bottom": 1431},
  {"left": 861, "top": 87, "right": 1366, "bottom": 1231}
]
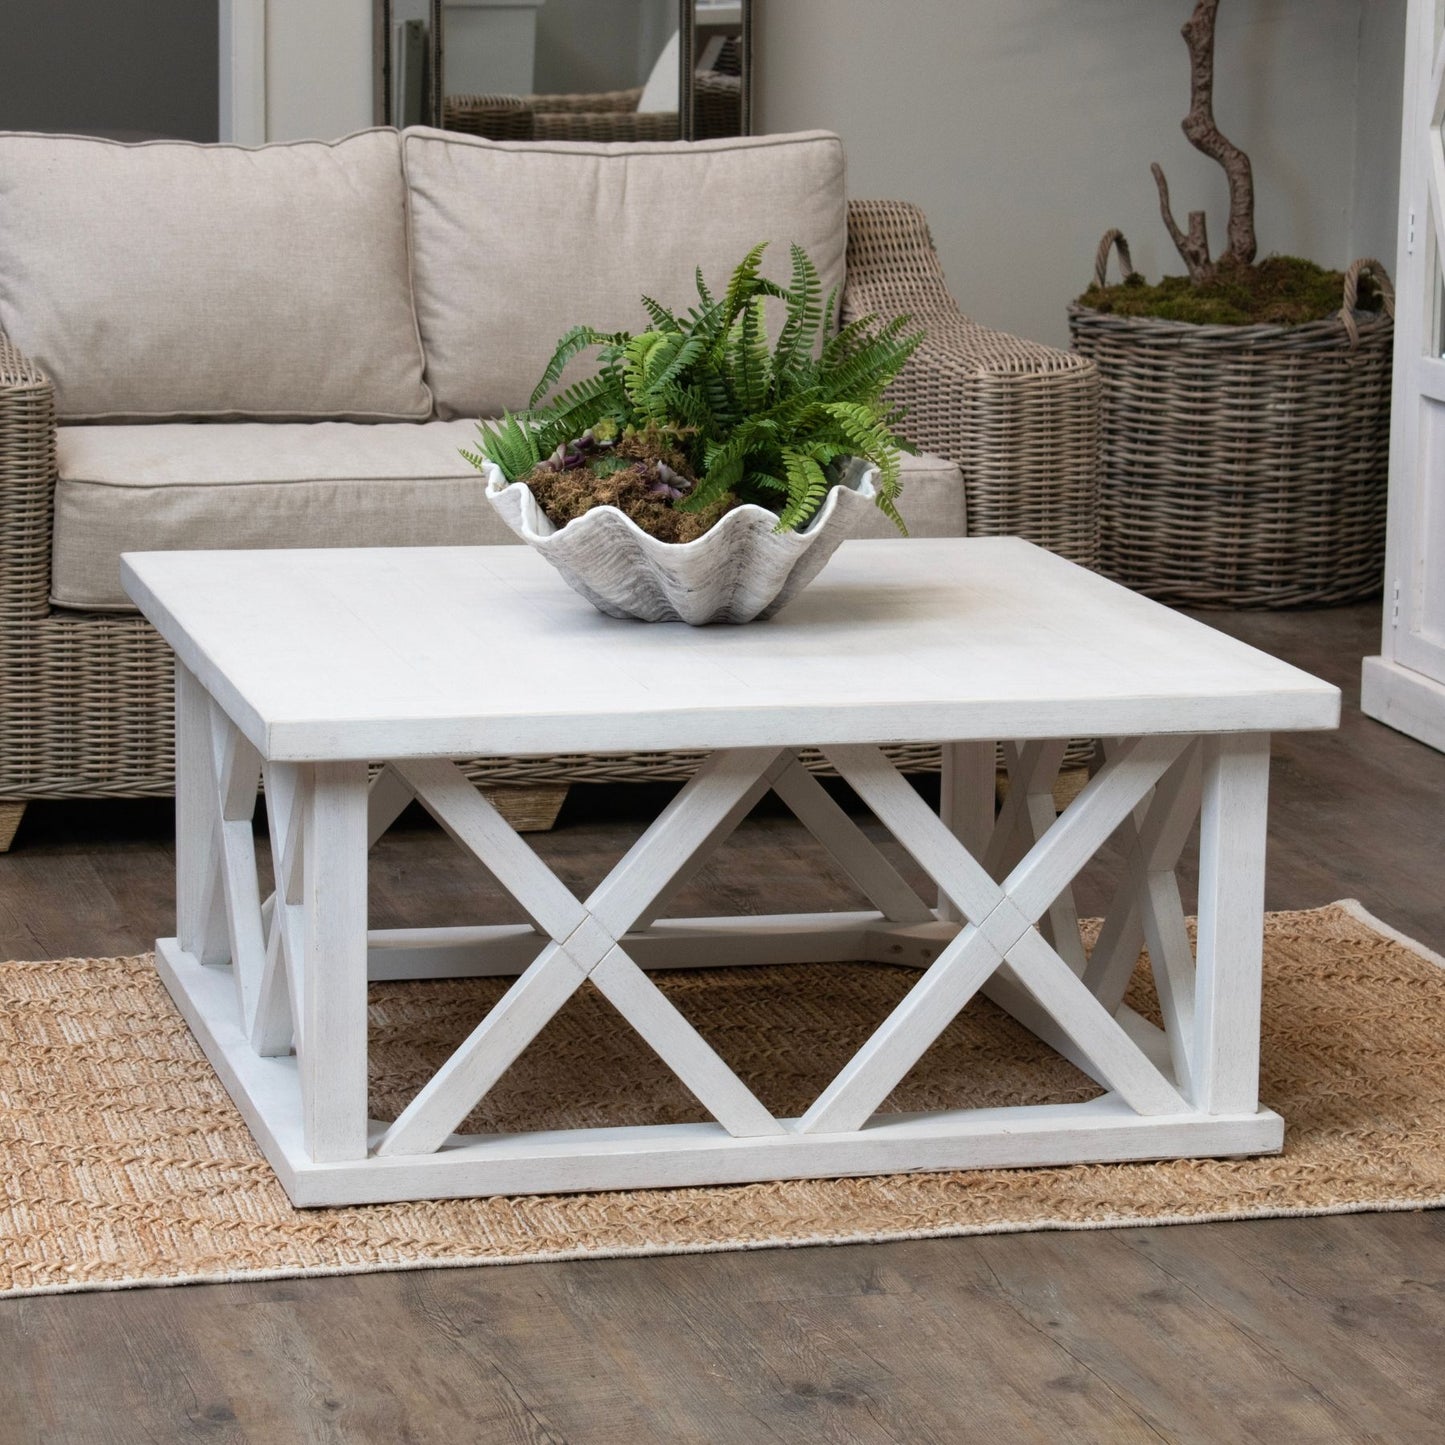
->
[{"left": 466, "top": 243, "right": 924, "bottom": 534}]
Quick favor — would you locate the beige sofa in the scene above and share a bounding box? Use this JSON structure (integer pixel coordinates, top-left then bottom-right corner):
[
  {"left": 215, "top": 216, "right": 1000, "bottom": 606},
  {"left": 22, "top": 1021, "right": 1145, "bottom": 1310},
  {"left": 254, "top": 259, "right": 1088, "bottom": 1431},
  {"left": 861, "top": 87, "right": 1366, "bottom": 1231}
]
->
[{"left": 0, "top": 125, "right": 1098, "bottom": 846}]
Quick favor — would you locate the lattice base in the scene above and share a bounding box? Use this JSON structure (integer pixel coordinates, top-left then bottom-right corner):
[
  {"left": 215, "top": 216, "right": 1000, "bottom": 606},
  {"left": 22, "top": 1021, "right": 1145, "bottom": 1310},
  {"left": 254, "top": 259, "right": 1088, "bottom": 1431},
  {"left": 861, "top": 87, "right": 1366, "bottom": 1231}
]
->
[{"left": 160, "top": 662, "right": 1282, "bottom": 1207}]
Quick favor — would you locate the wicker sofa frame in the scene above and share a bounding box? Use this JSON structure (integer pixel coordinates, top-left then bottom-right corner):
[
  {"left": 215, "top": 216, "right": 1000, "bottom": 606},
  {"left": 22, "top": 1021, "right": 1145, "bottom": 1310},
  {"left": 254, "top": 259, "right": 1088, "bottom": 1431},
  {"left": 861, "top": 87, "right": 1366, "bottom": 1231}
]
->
[
  {"left": 443, "top": 68, "right": 742, "bottom": 144},
  {"left": 0, "top": 199, "right": 1098, "bottom": 849},
  {"left": 443, "top": 89, "right": 684, "bottom": 144}
]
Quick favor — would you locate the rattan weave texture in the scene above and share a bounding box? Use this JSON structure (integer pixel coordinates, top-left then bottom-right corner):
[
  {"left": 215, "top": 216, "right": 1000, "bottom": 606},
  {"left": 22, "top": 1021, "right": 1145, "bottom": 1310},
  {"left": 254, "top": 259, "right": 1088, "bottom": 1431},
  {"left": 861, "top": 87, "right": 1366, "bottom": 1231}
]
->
[
  {"left": 845, "top": 202, "right": 1100, "bottom": 570},
  {"left": 444, "top": 72, "right": 739, "bottom": 143},
  {"left": 444, "top": 90, "right": 682, "bottom": 143},
  {"left": 0, "top": 202, "right": 1099, "bottom": 807},
  {"left": 1069, "top": 234, "right": 1392, "bottom": 608}
]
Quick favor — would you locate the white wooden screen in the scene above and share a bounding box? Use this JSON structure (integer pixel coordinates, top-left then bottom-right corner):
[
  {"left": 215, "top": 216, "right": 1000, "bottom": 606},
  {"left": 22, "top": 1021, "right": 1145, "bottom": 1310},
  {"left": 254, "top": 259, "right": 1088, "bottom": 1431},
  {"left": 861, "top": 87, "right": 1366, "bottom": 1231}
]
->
[{"left": 1364, "top": 0, "right": 1445, "bottom": 751}]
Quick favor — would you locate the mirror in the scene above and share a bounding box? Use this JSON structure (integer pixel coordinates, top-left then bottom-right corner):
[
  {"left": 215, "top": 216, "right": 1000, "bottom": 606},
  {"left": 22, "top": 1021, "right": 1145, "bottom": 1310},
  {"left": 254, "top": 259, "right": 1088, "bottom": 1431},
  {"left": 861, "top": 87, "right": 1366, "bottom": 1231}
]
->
[{"left": 374, "top": 0, "right": 750, "bottom": 142}]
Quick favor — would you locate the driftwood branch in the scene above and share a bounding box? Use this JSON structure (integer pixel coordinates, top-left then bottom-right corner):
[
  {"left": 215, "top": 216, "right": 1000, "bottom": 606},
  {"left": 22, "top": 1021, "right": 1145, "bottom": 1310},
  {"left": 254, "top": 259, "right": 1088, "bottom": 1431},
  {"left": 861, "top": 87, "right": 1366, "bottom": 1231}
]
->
[
  {"left": 1150, "top": 164, "right": 1213, "bottom": 284},
  {"left": 1150, "top": 0, "right": 1257, "bottom": 284}
]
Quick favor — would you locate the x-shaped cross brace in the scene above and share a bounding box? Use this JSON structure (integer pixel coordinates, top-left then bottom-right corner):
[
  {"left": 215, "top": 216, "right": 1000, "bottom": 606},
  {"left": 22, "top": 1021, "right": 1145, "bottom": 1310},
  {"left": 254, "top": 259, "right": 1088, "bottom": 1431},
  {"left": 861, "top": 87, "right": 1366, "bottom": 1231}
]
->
[
  {"left": 243, "top": 730, "right": 1201, "bottom": 1162},
  {"left": 372, "top": 747, "right": 803, "bottom": 1156},
  {"left": 799, "top": 735, "right": 1193, "bottom": 1134}
]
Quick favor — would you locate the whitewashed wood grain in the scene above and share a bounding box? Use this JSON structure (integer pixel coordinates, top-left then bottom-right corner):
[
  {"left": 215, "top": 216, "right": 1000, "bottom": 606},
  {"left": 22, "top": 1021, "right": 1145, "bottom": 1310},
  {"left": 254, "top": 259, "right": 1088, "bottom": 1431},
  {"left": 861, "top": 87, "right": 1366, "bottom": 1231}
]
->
[
  {"left": 300, "top": 762, "right": 371, "bottom": 1162},
  {"left": 175, "top": 662, "right": 228, "bottom": 967},
  {"left": 140, "top": 535, "right": 1312, "bottom": 1203},
  {"left": 796, "top": 918, "right": 1008, "bottom": 1134},
  {"left": 824, "top": 743, "right": 1005, "bottom": 924},
  {"left": 1192, "top": 734, "right": 1271, "bottom": 1114},
  {"left": 589, "top": 948, "right": 784, "bottom": 1138},
  {"left": 1002, "top": 926, "right": 1186, "bottom": 1116},
  {"left": 769, "top": 758, "right": 933, "bottom": 925},
  {"left": 373, "top": 942, "right": 589, "bottom": 1158},
  {"left": 596, "top": 748, "right": 788, "bottom": 934},
  {"left": 121, "top": 540, "right": 1341, "bottom": 763},
  {"left": 155, "top": 933, "right": 1284, "bottom": 1208},
  {"left": 252, "top": 762, "right": 308, "bottom": 1058},
  {"left": 1002, "top": 735, "right": 1188, "bottom": 921},
  {"left": 206, "top": 700, "right": 266, "bottom": 1028},
  {"left": 992, "top": 740, "right": 1085, "bottom": 969},
  {"left": 938, "top": 740, "right": 995, "bottom": 921},
  {"left": 396, "top": 757, "right": 588, "bottom": 942}
]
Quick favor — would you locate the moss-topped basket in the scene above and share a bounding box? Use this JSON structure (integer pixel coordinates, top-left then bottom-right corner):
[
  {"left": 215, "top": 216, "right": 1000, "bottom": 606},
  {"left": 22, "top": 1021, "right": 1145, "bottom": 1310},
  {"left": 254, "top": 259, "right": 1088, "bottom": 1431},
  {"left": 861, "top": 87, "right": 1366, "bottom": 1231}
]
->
[
  {"left": 1068, "top": 232, "right": 1395, "bottom": 609},
  {"left": 485, "top": 457, "right": 880, "bottom": 624}
]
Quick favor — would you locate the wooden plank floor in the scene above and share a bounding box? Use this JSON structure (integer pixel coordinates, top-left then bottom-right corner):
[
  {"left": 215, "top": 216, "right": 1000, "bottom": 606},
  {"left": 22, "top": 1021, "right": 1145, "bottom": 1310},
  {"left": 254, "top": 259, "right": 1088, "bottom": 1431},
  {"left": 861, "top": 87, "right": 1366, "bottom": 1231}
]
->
[{"left": 1, "top": 601, "right": 1443, "bottom": 1443}]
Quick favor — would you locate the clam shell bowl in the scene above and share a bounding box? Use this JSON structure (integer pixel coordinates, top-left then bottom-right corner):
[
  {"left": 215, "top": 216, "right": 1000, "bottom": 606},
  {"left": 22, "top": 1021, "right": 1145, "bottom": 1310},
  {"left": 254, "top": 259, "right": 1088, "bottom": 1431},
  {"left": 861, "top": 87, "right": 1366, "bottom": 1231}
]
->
[{"left": 483, "top": 457, "right": 880, "bottom": 625}]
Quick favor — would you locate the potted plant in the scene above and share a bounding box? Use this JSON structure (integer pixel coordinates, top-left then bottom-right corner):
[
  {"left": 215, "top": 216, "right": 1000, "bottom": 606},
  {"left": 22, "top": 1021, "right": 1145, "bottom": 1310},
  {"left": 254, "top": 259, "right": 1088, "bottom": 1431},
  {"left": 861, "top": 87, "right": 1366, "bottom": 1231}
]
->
[
  {"left": 1068, "top": 0, "right": 1395, "bottom": 608},
  {"left": 467, "top": 243, "right": 922, "bottom": 624}
]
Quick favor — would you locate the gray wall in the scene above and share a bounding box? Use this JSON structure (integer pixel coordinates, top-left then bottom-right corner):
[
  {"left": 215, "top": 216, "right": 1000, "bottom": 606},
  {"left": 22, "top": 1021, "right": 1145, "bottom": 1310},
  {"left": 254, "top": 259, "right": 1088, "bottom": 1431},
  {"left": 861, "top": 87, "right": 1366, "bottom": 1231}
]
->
[
  {"left": 1351, "top": 0, "right": 1409, "bottom": 265},
  {"left": 755, "top": 0, "right": 1407, "bottom": 348},
  {"left": 0, "top": 0, "right": 217, "bottom": 140}
]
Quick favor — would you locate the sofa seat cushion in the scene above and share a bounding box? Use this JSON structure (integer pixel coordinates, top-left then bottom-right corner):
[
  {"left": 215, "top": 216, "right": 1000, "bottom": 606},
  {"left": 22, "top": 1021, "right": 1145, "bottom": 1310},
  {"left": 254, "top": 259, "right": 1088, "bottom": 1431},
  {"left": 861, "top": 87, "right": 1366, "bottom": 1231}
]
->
[
  {"left": 402, "top": 128, "right": 848, "bottom": 419},
  {"left": 0, "top": 130, "right": 432, "bottom": 423},
  {"left": 51, "top": 422, "right": 507, "bottom": 611},
  {"left": 51, "top": 423, "right": 965, "bottom": 612}
]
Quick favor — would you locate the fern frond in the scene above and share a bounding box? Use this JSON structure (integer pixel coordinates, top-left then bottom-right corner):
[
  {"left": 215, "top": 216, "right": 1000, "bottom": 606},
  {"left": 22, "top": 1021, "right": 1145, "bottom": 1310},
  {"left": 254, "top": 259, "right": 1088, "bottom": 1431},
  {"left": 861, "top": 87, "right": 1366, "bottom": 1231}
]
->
[
  {"left": 743, "top": 469, "right": 788, "bottom": 494},
  {"left": 776, "top": 444, "right": 831, "bottom": 531},
  {"left": 822, "top": 401, "right": 901, "bottom": 486},
  {"left": 771, "top": 244, "right": 824, "bottom": 380},
  {"left": 821, "top": 313, "right": 882, "bottom": 368},
  {"left": 820, "top": 283, "right": 840, "bottom": 338},
  {"left": 621, "top": 330, "right": 673, "bottom": 403},
  {"left": 820, "top": 324, "right": 923, "bottom": 404},
  {"left": 528, "top": 324, "right": 626, "bottom": 408},
  {"left": 721, "top": 241, "right": 771, "bottom": 322},
  {"left": 503, "top": 241, "right": 924, "bottom": 536},
  {"left": 470, "top": 412, "right": 542, "bottom": 482},
  {"left": 638, "top": 295, "right": 683, "bottom": 333},
  {"left": 874, "top": 488, "right": 908, "bottom": 537},
  {"left": 653, "top": 381, "right": 714, "bottom": 434},
  {"left": 649, "top": 332, "right": 709, "bottom": 393},
  {"left": 726, "top": 295, "right": 772, "bottom": 416}
]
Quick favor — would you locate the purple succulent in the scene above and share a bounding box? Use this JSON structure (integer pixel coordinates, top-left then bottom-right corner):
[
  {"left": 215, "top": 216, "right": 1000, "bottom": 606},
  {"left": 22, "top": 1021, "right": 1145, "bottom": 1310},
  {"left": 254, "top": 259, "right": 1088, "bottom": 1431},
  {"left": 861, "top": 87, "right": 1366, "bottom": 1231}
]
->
[
  {"left": 646, "top": 461, "right": 691, "bottom": 501},
  {"left": 546, "top": 428, "right": 618, "bottom": 473}
]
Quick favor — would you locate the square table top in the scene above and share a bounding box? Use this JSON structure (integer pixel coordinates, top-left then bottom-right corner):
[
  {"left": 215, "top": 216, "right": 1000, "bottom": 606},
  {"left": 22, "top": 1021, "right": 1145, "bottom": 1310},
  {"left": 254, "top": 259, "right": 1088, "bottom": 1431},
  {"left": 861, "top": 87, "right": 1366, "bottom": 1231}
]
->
[{"left": 121, "top": 539, "right": 1340, "bottom": 762}]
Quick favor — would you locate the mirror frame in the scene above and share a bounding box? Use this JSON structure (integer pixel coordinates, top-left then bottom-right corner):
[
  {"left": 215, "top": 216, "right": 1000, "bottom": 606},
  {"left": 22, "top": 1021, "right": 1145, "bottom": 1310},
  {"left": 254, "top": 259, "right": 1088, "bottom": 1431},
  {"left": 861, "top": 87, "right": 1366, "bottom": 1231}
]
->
[
  {"left": 680, "top": 1, "right": 752, "bottom": 141},
  {"left": 373, "top": 0, "right": 751, "bottom": 138}
]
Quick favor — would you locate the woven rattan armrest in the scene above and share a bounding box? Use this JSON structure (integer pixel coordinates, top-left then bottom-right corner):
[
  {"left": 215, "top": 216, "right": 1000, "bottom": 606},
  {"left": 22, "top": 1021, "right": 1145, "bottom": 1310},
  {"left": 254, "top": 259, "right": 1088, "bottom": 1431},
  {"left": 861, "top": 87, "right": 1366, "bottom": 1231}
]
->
[
  {"left": 531, "top": 110, "right": 682, "bottom": 143},
  {"left": 445, "top": 88, "right": 653, "bottom": 141},
  {"left": 529, "top": 87, "right": 644, "bottom": 115},
  {"left": 0, "top": 329, "right": 57, "bottom": 618},
  {"left": 843, "top": 200, "right": 1100, "bottom": 565}
]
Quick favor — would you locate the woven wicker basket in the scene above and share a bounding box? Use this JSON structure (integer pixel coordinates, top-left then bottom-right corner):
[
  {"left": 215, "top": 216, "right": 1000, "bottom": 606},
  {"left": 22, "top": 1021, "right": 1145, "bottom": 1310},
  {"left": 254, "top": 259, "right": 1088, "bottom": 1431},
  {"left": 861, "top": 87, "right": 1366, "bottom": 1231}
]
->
[{"left": 1068, "top": 231, "right": 1394, "bottom": 608}]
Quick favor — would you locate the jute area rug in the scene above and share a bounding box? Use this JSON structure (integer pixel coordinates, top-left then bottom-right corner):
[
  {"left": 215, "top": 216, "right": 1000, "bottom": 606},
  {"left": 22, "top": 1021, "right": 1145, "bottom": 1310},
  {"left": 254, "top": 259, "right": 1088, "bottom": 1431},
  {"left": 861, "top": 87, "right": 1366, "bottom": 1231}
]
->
[{"left": 1, "top": 900, "right": 1442, "bottom": 1298}]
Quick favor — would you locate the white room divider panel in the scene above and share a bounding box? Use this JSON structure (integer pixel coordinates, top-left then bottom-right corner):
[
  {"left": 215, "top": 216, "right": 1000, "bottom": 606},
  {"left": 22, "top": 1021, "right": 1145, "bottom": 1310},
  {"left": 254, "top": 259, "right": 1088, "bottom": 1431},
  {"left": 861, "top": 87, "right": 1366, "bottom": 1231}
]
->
[{"left": 1363, "top": 0, "right": 1445, "bottom": 751}]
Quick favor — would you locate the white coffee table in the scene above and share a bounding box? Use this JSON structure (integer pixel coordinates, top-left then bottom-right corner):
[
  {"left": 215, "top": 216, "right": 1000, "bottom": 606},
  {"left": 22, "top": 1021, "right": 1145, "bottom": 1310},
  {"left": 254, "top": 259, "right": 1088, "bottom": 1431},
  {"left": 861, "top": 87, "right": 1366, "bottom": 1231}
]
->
[{"left": 123, "top": 538, "right": 1339, "bottom": 1208}]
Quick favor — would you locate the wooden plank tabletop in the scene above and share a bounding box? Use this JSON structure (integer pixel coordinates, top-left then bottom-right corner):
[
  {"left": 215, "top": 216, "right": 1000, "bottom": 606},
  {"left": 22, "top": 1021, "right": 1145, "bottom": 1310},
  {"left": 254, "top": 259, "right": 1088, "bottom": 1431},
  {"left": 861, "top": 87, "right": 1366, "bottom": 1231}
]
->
[{"left": 121, "top": 538, "right": 1340, "bottom": 761}]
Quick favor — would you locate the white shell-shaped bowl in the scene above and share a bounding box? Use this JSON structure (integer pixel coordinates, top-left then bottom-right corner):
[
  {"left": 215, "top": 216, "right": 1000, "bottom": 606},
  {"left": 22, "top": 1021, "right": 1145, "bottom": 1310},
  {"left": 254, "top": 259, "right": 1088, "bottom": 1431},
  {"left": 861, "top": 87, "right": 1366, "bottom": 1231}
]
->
[{"left": 483, "top": 457, "right": 879, "bottom": 624}]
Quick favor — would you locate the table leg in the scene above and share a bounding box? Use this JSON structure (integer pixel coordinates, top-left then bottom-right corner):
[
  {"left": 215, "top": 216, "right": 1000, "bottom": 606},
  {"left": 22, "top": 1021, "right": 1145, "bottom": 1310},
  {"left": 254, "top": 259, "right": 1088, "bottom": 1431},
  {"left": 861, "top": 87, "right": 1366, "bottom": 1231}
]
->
[
  {"left": 174, "top": 661, "right": 226, "bottom": 965},
  {"left": 1192, "top": 733, "right": 1271, "bottom": 1115},
  {"left": 299, "top": 760, "right": 371, "bottom": 1162},
  {"left": 937, "top": 741, "right": 995, "bottom": 920}
]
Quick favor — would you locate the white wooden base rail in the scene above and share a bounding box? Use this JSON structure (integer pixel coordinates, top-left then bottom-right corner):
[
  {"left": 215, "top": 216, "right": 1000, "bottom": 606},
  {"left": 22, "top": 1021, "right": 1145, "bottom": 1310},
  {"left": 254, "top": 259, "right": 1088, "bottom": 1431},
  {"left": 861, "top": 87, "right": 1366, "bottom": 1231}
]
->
[{"left": 158, "top": 670, "right": 1281, "bottom": 1207}]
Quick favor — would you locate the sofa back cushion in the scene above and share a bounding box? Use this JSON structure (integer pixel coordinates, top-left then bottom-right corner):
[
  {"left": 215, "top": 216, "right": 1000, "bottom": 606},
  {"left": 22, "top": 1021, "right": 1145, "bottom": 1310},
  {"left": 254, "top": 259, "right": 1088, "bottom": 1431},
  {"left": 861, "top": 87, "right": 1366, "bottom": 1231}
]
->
[
  {"left": 0, "top": 129, "right": 432, "bottom": 422},
  {"left": 402, "top": 128, "right": 847, "bottom": 419}
]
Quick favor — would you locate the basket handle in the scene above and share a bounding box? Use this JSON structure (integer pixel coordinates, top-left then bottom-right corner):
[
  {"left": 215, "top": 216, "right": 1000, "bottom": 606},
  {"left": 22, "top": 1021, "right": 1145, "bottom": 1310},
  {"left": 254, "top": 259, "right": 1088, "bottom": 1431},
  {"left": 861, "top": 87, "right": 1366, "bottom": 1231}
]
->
[
  {"left": 1094, "top": 229, "right": 1135, "bottom": 288},
  {"left": 1340, "top": 257, "right": 1396, "bottom": 349}
]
